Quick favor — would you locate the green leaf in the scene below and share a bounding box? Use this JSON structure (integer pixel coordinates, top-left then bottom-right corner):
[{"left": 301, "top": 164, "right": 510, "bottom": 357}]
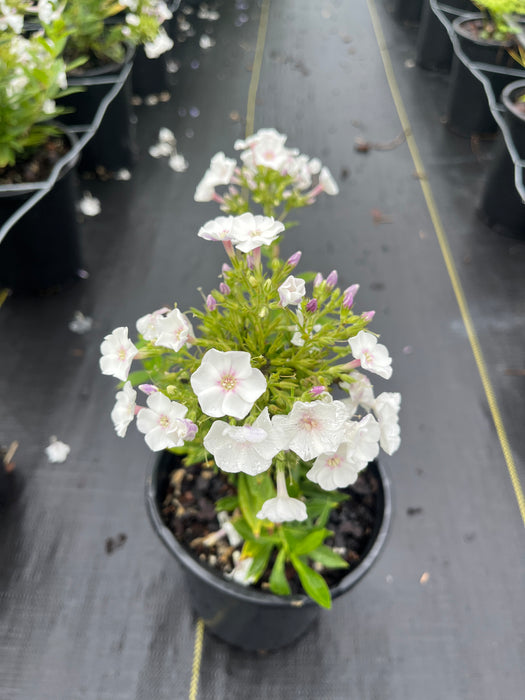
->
[
  {"left": 126, "top": 369, "right": 152, "bottom": 386},
  {"left": 269, "top": 548, "right": 291, "bottom": 596},
  {"left": 245, "top": 541, "right": 274, "bottom": 583},
  {"left": 214, "top": 495, "right": 239, "bottom": 512},
  {"left": 290, "top": 554, "right": 332, "bottom": 609},
  {"left": 293, "top": 528, "right": 332, "bottom": 556},
  {"left": 237, "top": 473, "right": 259, "bottom": 532},
  {"left": 309, "top": 545, "right": 349, "bottom": 570}
]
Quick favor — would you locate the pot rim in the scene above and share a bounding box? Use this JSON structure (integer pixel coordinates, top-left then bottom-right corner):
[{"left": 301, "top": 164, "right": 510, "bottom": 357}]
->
[
  {"left": 452, "top": 13, "right": 514, "bottom": 48},
  {"left": 502, "top": 79, "right": 525, "bottom": 120},
  {"left": 145, "top": 453, "right": 392, "bottom": 609}
]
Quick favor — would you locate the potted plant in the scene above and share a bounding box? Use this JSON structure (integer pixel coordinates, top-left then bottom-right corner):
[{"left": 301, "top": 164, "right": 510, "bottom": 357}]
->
[
  {"left": 445, "top": 0, "right": 525, "bottom": 135},
  {"left": 416, "top": 0, "right": 476, "bottom": 73},
  {"left": 0, "top": 24, "right": 84, "bottom": 292},
  {"left": 99, "top": 129, "right": 401, "bottom": 651}
]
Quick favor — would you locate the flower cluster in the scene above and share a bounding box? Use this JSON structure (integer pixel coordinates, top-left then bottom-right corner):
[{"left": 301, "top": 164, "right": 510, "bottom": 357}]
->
[{"left": 100, "top": 131, "right": 401, "bottom": 608}]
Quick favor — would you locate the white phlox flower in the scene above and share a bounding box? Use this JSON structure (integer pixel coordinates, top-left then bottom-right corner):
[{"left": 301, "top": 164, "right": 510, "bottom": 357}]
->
[
  {"left": 256, "top": 468, "right": 307, "bottom": 523},
  {"left": 278, "top": 275, "right": 306, "bottom": 307},
  {"left": 282, "top": 153, "right": 312, "bottom": 190},
  {"left": 340, "top": 371, "right": 376, "bottom": 415},
  {"left": 343, "top": 413, "right": 381, "bottom": 465},
  {"left": 111, "top": 381, "right": 137, "bottom": 438},
  {"left": 349, "top": 330, "right": 393, "bottom": 380},
  {"left": 159, "top": 127, "right": 176, "bottom": 145},
  {"left": 136, "top": 306, "right": 170, "bottom": 341},
  {"left": 45, "top": 436, "right": 71, "bottom": 463},
  {"left": 79, "top": 192, "right": 101, "bottom": 217},
  {"left": 198, "top": 216, "right": 235, "bottom": 242},
  {"left": 208, "top": 151, "right": 236, "bottom": 185},
  {"left": 319, "top": 166, "right": 339, "bottom": 195},
  {"left": 203, "top": 408, "right": 280, "bottom": 475},
  {"left": 194, "top": 172, "right": 218, "bottom": 202},
  {"left": 126, "top": 12, "right": 140, "bottom": 25},
  {"left": 234, "top": 127, "right": 286, "bottom": 151},
  {"left": 306, "top": 443, "right": 362, "bottom": 491},
  {"left": 154, "top": 308, "right": 194, "bottom": 351},
  {"left": 99, "top": 327, "right": 138, "bottom": 381},
  {"left": 169, "top": 154, "right": 189, "bottom": 172},
  {"left": 190, "top": 349, "right": 267, "bottom": 420},
  {"left": 225, "top": 554, "right": 256, "bottom": 586},
  {"left": 373, "top": 392, "right": 401, "bottom": 455},
  {"left": 236, "top": 128, "right": 290, "bottom": 171},
  {"left": 272, "top": 399, "right": 348, "bottom": 461},
  {"left": 230, "top": 213, "right": 284, "bottom": 253},
  {"left": 144, "top": 28, "right": 174, "bottom": 58},
  {"left": 136, "top": 392, "right": 196, "bottom": 451}
]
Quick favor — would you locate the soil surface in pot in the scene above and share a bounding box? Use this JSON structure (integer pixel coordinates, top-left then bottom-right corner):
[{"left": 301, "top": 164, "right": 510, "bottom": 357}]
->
[
  {"left": 509, "top": 89, "right": 525, "bottom": 116},
  {"left": 0, "top": 137, "right": 69, "bottom": 186},
  {"left": 161, "top": 461, "right": 380, "bottom": 595},
  {"left": 460, "top": 19, "right": 513, "bottom": 45}
]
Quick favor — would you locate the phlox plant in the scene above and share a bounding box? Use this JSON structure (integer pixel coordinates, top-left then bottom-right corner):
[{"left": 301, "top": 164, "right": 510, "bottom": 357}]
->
[
  {"left": 472, "top": 0, "right": 525, "bottom": 41},
  {"left": 100, "top": 129, "right": 401, "bottom": 608}
]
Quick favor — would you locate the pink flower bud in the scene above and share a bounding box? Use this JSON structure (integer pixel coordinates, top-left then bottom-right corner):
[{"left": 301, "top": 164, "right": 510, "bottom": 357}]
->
[
  {"left": 183, "top": 419, "right": 198, "bottom": 441},
  {"left": 326, "top": 270, "right": 338, "bottom": 288},
  {"left": 313, "top": 273, "right": 323, "bottom": 288},
  {"left": 222, "top": 263, "right": 232, "bottom": 273},
  {"left": 286, "top": 251, "right": 302, "bottom": 268},
  {"left": 306, "top": 298, "right": 318, "bottom": 313},
  {"left": 310, "top": 385, "right": 326, "bottom": 397},
  {"left": 139, "top": 384, "right": 158, "bottom": 395},
  {"left": 219, "top": 282, "right": 231, "bottom": 295},
  {"left": 362, "top": 310, "right": 375, "bottom": 322},
  {"left": 206, "top": 294, "right": 217, "bottom": 311},
  {"left": 247, "top": 255, "right": 255, "bottom": 270},
  {"left": 344, "top": 283, "right": 360, "bottom": 297},
  {"left": 343, "top": 291, "right": 355, "bottom": 309}
]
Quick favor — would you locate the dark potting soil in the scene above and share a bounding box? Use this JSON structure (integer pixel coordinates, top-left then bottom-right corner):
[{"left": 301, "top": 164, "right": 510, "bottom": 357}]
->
[
  {"left": 161, "top": 461, "right": 380, "bottom": 596},
  {"left": 0, "top": 137, "right": 69, "bottom": 186}
]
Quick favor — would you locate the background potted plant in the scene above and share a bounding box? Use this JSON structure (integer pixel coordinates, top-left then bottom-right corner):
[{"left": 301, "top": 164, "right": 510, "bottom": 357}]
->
[
  {"left": 99, "top": 129, "right": 400, "bottom": 651},
  {"left": 0, "top": 22, "right": 84, "bottom": 292}
]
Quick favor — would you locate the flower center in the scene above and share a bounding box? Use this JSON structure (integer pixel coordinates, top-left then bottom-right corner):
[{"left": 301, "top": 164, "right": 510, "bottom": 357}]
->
[
  {"left": 117, "top": 346, "right": 127, "bottom": 361},
  {"left": 263, "top": 150, "right": 275, "bottom": 160},
  {"left": 299, "top": 414, "right": 320, "bottom": 432},
  {"left": 159, "top": 414, "right": 170, "bottom": 429},
  {"left": 362, "top": 349, "right": 373, "bottom": 364},
  {"left": 220, "top": 372, "right": 237, "bottom": 392},
  {"left": 326, "top": 455, "right": 342, "bottom": 470}
]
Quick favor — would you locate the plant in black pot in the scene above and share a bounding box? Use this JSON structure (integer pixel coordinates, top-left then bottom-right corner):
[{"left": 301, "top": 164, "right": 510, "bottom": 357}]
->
[
  {"left": 445, "top": 0, "right": 525, "bottom": 136},
  {"left": 99, "top": 130, "right": 401, "bottom": 651},
  {"left": 0, "top": 24, "right": 84, "bottom": 292}
]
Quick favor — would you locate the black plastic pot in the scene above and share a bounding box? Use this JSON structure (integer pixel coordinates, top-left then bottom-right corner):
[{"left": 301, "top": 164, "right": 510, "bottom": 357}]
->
[
  {"left": 393, "top": 0, "right": 424, "bottom": 24},
  {"left": 0, "top": 127, "right": 83, "bottom": 294},
  {"left": 416, "top": 0, "right": 475, "bottom": 73},
  {"left": 445, "top": 15, "right": 524, "bottom": 137},
  {"left": 479, "top": 80, "right": 525, "bottom": 238},
  {"left": 146, "top": 451, "right": 392, "bottom": 652},
  {"left": 132, "top": 46, "right": 169, "bottom": 97},
  {"left": 60, "top": 48, "right": 137, "bottom": 172}
]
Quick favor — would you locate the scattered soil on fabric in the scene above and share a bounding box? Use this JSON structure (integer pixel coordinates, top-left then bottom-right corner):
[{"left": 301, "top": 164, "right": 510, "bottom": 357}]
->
[
  {"left": 160, "top": 461, "right": 381, "bottom": 596},
  {"left": 0, "top": 137, "right": 69, "bottom": 185}
]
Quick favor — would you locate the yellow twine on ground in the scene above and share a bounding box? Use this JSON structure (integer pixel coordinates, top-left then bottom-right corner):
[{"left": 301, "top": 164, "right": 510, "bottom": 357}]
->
[
  {"left": 367, "top": 0, "right": 525, "bottom": 527},
  {"left": 188, "top": 618, "right": 205, "bottom": 700}
]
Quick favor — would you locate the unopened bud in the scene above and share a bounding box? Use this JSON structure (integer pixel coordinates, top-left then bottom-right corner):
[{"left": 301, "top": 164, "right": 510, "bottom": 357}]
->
[
  {"left": 344, "top": 283, "right": 360, "bottom": 297},
  {"left": 313, "top": 273, "right": 323, "bottom": 288},
  {"left": 206, "top": 294, "right": 217, "bottom": 311},
  {"left": 258, "top": 306, "right": 268, "bottom": 318},
  {"left": 326, "top": 270, "right": 338, "bottom": 288},
  {"left": 309, "top": 385, "right": 326, "bottom": 397},
  {"left": 248, "top": 275, "right": 257, "bottom": 287},
  {"left": 247, "top": 255, "right": 255, "bottom": 270},
  {"left": 219, "top": 282, "right": 231, "bottom": 295},
  {"left": 139, "top": 383, "right": 158, "bottom": 395},
  {"left": 306, "top": 298, "right": 318, "bottom": 313},
  {"left": 286, "top": 251, "right": 302, "bottom": 268},
  {"left": 343, "top": 292, "right": 355, "bottom": 309},
  {"left": 222, "top": 263, "right": 232, "bottom": 274},
  {"left": 362, "top": 310, "right": 375, "bottom": 322}
]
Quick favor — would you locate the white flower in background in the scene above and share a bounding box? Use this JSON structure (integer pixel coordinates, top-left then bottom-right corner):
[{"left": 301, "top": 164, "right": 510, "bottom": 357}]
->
[
  {"left": 278, "top": 275, "right": 306, "bottom": 307},
  {"left": 231, "top": 213, "right": 284, "bottom": 253},
  {"left": 203, "top": 408, "right": 280, "bottom": 475},
  {"left": 68, "top": 311, "right": 93, "bottom": 334},
  {"left": 190, "top": 349, "right": 267, "bottom": 420},
  {"left": 155, "top": 308, "right": 194, "bottom": 351},
  {"left": 199, "top": 34, "right": 216, "bottom": 49},
  {"left": 144, "top": 28, "right": 174, "bottom": 59},
  {"left": 208, "top": 151, "right": 236, "bottom": 185},
  {"left": 120, "top": 0, "right": 138, "bottom": 9},
  {"left": 111, "top": 382, "right": 137, "bottom": 438},
  {"left": 0, "top": 5, "right": 23, "bottom": 33},
  {"left": 344, "top": 414, "right": 381, "bottom": 464},
  {"left": 341, "top": 371, "right": 375, "bottom": 415},
  {"left": 349, "top": 330, "right": 393, "bottom": 380},
  {"left": 79, "top": 192, "right": 101, "bottom": 217},
  {"left": 319, "top": 166, "right": 339, "bottom": 195},
  {"left": 225, "top": 554, "right": 255, "bottom": 586},
  {"left": 194, "top": 172, "right": 218, "bottom": 202},
  {"left": 42, "top": 99, "right": 56, "bottom": 115},
  {"left": 272, "top": 399, "right": 348, "bottom": 461},
  {"left": 308, "top": 157, "right": 322, "bottom": 174},
  {"left": 137, "top": 392, "right": 196, "bottom": 451},
  {"left": 284, "top": 153, "right": 312, "bottom": 190},
  {"left": 45, "top": 436, "right": 71, "bottom": 463},
  {"left": 115, "top": 168, "right": 132, "bottom": 181},
  {"left": 126, "top": 12, "right": 140, "bottom": 25},
  {"left": 169, "top": 154, "right": 189, "bottom": 172},
  {"left": 373, "top": 392, "right": 401, "bottom": 455},
  {"left": 257, "top": 469, "right": 307, "bottom": 523},
  {"left": 307, "top": 443, "right": 362, "bottom": 491},
  {"left": 136, "top": 307, "right": 169, "bottom": 341},
  {"left": 153, "top": 0, "right": 172, "bottom": 23},
  {"left": 149, "top": 141, "right": 173, "bottom": 158},
  {"left": 99, "top": 327, "right": 138, "bottom": 381},
  {"left": 198, "top": 6, "right": 220, "bottom": 20},
  {"left": 37, "top": 0, "right": 63, "bottom": 24},
  {"left": 198, "top": 216, "right": 235, "bottom": 242},
  {"left": 159, "top": 127, "right": 176, "bottom": 145},
  {"left": 240, "top": 131, "right": 291, "bottom": 171}
]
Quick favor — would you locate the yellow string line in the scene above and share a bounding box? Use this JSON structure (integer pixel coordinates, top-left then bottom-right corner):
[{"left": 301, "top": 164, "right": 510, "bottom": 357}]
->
[
  {"left": 0, "top": 288, "right": 10, "bottom": 309},
  {"left": 188, "top": 618, "right": 205, "bottom": 700},
  {"left": 245, "top": 0, "right": 271, "bottom": 138},
  {"left": 367, "top": 0, "right": 525, "bottom": 527}
]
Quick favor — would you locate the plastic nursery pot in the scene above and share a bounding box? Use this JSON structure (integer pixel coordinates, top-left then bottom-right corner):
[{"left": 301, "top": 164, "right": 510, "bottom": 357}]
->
[
  {"left": 146, "top": 450, "right": 392, "bottom": 652},
  {"left": 393, "top": 0, "right": 424, "bottom": 24},
  {"left": 479, "top": 80, "right": 525, "bottom": 238},
  {"left": 445, "top": 14, "right": 525, "bottom": 137},
  {"left": 415, "top": 0, "right": 476, "bottom": 73},
  {"left": 131, "top": 46, "right": 169, "bottom": 97},
  {"left": 60, "top": 46, "right": 137, "bottom": 173},
  {"left": 0, "top": 125, "right": 83, "bottom": 294}
]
